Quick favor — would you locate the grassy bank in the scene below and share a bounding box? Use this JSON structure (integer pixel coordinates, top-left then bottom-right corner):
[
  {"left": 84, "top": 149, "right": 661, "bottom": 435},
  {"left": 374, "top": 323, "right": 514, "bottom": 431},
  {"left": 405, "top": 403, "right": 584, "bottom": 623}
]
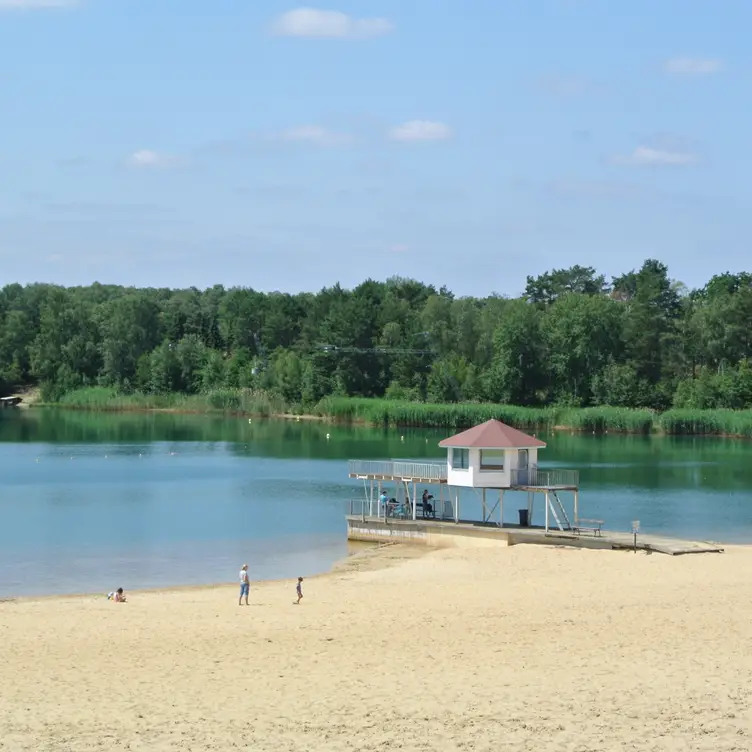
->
[
  {"left": 34, "top": 388, "right": 752, "bottom": 437},
  {"left": 313, "top": 399, "right": 752, "bottom": 436},
  {"left": 313, "top": 397, "right": 655, "bottom": 433},
  {"left": 42, "top": 386, "right": 291, "bottom": 417}
]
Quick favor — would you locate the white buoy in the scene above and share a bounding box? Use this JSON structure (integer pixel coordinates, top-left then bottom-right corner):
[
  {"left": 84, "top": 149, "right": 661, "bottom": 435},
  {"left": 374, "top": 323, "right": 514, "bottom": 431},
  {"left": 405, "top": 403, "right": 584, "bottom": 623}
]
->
[
  {"left": 248, "top": 418, "right": 252, "bottom": 424},
  {"left": 326, "top": 433, "right": 330, "bottom": 440},
  {"left": 401, "top": 436, "right": 404, "bottom": 441}
]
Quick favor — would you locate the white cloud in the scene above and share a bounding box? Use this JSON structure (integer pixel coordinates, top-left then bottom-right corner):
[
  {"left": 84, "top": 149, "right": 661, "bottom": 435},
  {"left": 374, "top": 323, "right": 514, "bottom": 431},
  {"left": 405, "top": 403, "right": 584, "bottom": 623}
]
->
[
  {"left": 388, "top": 120, "right": 453, "bottom": 142},
  {"left": 126, "top": 150, "right": 179, "bottom": 168},
  {"left": 270, "top": 7, "right": 393, "bottom": 39},
  {"left": 273, "top": 126, "right": 351, "bottom": 146},
  {"left": 0, "top": 0, "right": 78, "bottom": 8},
  {"left": 664, "top": 57, "right": 723, "bottom": 75},
  {"left": 612, "top": 146, "right": 697, "bottom": 166}
]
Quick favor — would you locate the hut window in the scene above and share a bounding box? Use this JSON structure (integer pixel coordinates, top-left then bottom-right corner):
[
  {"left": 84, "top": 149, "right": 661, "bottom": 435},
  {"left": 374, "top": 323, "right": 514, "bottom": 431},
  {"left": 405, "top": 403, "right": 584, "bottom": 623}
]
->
[
  {"left": 480, "top": 449, "right": 504, "bottom": 470},
  {"left": 451, "top": 448, "right": 469, "bottom": 469}
]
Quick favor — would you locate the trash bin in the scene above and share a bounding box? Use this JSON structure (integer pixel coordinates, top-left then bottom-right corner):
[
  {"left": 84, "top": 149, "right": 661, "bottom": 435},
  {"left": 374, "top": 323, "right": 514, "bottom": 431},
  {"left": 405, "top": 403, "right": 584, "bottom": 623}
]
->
[{"left": 518, "top": 509, "right": 529, "bottom": 527}]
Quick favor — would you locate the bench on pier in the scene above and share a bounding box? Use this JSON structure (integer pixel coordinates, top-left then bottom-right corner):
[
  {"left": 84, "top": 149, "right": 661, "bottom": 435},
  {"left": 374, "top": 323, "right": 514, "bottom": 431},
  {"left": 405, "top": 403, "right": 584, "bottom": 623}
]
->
[
  {"left": 385, "top": 501, "right": 435, "bottom": 520},
  {"left": 573, "top": 518, "right": 604, "bottom": 537}
]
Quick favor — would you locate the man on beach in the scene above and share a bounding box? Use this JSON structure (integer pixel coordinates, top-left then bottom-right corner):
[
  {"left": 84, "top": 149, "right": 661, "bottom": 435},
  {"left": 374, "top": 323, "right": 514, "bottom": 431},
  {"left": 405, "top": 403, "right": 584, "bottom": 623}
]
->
[{"left": 239, "top": 564, "right": 250, "bottom": 606}]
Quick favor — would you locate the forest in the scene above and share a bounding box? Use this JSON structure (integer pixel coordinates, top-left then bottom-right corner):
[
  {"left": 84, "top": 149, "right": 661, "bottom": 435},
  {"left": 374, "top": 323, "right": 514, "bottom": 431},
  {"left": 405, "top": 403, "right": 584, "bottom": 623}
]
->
[{"left": 1, "top": 259, "right": 751, "bottom": 413}]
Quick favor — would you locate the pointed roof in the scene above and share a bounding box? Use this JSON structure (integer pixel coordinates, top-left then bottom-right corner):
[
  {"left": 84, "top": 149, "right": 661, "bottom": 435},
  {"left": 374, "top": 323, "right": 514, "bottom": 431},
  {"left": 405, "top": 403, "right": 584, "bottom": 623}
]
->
[{"left": 439, "top": 419, "right": 546, "bottom": 449}]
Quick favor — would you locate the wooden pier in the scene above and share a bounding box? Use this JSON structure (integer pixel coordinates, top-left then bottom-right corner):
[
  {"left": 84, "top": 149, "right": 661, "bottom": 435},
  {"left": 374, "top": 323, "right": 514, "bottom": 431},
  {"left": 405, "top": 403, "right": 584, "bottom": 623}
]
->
[
  {"left": 346, "top": 421, "right": 725, "bottom": 558},
  {"left": 346, "top": 516, "right": 725, "bottom": 556}
]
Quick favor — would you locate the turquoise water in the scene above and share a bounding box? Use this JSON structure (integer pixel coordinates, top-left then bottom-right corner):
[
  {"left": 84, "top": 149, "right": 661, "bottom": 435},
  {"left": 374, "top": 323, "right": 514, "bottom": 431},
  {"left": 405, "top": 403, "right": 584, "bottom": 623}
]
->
[{"left": 1, "top": 410, "right": 751, "bottom": 596}]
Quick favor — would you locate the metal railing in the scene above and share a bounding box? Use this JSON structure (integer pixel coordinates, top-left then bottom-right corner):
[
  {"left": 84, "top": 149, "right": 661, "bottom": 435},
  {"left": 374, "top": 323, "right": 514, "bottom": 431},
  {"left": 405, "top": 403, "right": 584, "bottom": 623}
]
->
[
  {"left": 510, "top": 467, "right": 579, "bottom": 488},
  {"left": 348, "top": 459, "right": 448, "bottom": 482},
  {"left": 347, "top": 498, "right": 456, "bottom": 522}
]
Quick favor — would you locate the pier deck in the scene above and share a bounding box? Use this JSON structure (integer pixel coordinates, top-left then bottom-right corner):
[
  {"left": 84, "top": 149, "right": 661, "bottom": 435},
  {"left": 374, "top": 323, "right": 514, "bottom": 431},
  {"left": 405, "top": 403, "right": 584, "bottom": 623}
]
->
[{"left": 346, "top": 516, "right": 724, "bottom": 556}]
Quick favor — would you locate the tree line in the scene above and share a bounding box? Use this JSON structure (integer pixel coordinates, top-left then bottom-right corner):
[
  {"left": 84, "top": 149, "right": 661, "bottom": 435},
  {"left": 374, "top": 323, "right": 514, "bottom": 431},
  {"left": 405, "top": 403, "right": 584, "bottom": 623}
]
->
[{"left": 1, "top": 259, "right": 751, "bottom": 411}]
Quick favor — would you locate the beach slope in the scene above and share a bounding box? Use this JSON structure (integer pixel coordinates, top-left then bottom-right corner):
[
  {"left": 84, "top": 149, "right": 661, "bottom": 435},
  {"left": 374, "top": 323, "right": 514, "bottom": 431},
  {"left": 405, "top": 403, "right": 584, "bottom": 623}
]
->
[{"left": 1, "top": 544, "right": 751, "bottom": 751}]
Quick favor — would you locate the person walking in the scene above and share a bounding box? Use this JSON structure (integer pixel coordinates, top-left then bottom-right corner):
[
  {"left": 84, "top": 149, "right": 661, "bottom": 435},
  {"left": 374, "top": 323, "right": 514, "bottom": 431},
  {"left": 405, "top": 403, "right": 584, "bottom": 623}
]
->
[{"left": 239, "top": 563, "right": 250, "bottom": 606}]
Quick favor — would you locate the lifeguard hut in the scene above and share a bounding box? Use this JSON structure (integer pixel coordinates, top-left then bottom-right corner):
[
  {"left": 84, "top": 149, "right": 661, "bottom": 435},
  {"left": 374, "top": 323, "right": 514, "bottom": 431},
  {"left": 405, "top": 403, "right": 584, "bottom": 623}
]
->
[{"left": 347, "top": 419, "right": 582, "bottom": 534}]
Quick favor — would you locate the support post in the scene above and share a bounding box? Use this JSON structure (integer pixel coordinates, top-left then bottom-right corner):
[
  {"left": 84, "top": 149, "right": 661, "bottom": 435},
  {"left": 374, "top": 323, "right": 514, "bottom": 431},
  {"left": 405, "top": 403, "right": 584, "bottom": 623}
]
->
[
  {"left": 412, "top": 481, "right": 417, "bottom": 521},
  {"left": 454, "top": 489, "right": 459, "bottom": 523},
  {"left": 528, "top": 491, "right": 534, "bottom": 527},
  {"left": 377, "top": 481, "right": 382, "bottom": 519},
  {"left": 499, "top": 489, "right": 504, "bottom": 528},
  {"left": 439, "top": 484, "right": 444, "bottom": 520},
  {"left": 482, "top": 488, "right": 487, "bottom": 523},
  {"left": 574, "top": 489, "right": 579, "bottom": 525},
  {"left": 545, "top": 491, "right": 549, "bottom": 533}
]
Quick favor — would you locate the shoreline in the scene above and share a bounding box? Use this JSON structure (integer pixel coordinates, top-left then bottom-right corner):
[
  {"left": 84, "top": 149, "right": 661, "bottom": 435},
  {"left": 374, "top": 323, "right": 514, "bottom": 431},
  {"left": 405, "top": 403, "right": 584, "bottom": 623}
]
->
[
  {"left": 18, "top": 401, "right": 752, "bottom": 439},
  {"left": 0, "top": 540, "right": 415, "bottom": 605},
  {"left": 3, "top": 540, "right": 748, "bottom": 604}
]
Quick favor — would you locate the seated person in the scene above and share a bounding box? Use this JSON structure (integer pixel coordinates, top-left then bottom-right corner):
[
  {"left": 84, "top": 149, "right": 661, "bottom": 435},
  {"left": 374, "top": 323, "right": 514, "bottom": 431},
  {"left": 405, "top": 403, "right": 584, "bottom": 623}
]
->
[{"left": 113, "top": 587, "right": 127, "bottom": 603}]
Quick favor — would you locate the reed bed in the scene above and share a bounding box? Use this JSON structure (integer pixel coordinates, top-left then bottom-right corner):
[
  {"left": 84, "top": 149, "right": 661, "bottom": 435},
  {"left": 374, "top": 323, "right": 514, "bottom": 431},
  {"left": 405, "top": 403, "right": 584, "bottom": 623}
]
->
[
  {"left": 49, "top": 387, "right": 289, "bottom": 417},
  {"left": 314, "top": 397, "right": 555, "bottom": 429},
  {"left": 555, "top": 407, "right": 654, "bottom": 434},
  {"left": 38, "top": 390, "right": 752, "bottom": 437},
  {"left": 657, "top": 409, "right": 752, "bottom": 438},
  {"left": 314, "top": 398, "right": 752, "bottom": 435}
]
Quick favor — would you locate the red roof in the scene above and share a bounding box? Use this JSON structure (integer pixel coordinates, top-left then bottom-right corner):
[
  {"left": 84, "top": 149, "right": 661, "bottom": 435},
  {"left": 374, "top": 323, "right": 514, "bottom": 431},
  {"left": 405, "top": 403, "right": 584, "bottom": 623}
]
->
[{"left": 439, "top": 419, "right": 546, "bottom": 449}]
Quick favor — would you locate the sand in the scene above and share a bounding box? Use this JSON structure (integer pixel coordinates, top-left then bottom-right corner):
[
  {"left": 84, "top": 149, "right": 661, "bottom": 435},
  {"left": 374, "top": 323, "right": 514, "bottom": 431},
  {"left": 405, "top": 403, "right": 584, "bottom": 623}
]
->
[{"left": 2, "top": 542, "right": 752, "bottom": 751}]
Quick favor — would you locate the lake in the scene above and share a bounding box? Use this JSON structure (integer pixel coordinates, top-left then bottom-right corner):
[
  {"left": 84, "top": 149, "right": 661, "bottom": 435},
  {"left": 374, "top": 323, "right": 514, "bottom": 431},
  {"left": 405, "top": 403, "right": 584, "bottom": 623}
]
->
[{"left": 1, "top": 409, "right": 751, "bottom": 597}]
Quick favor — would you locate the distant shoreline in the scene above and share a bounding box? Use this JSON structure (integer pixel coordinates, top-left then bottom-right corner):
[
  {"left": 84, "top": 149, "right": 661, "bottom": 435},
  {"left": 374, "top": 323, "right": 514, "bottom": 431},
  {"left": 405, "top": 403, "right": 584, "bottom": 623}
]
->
[{"left": 8, "top": 387, "right": 752, "bottom": 438}]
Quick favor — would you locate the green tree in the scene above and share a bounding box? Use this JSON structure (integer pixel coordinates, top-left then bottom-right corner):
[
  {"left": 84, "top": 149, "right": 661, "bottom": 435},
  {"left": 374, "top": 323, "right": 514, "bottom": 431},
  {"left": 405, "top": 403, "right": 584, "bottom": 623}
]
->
[
  {"left": 485, "top": 301, "right": 545, "bottom": 404},
  {"left": 525, "top": 265, "right": 608, "bottom": 305},
  {"left": 541, "top": 294, "right": 623, "bottom": 404}
]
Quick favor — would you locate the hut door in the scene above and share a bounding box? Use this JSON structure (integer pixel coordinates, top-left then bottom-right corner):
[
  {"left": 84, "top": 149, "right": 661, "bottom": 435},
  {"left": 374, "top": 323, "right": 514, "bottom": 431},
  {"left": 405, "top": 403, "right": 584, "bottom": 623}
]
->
[{"left": 518, "top": 449, "right": 529, "bottom": 485}]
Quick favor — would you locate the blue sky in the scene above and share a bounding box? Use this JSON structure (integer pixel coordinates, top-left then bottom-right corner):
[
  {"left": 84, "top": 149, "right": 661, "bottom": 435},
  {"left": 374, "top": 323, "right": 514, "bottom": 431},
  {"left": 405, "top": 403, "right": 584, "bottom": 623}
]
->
[{"left": 1, "top": 0, "right": 749, "bottom": 296}]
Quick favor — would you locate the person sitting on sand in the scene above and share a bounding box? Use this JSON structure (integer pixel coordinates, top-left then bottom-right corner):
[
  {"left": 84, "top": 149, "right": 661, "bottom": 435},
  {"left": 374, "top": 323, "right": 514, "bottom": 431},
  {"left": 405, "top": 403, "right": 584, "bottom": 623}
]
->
[
  {"left": 296, "top": 577, "right": 303, "bottom": 604},
  {"left": 113, "top": 587, "right": 126, "bottom": 603}
]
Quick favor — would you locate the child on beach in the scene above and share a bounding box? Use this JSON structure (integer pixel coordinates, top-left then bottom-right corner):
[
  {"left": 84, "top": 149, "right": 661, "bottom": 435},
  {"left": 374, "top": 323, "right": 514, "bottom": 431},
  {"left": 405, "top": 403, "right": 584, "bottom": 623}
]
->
[
  {"left": 295, "top": 577, "right": 303, "bottom": 604},
  {"left": 107, "top": 587, "right": 126, "bottom": 603}
]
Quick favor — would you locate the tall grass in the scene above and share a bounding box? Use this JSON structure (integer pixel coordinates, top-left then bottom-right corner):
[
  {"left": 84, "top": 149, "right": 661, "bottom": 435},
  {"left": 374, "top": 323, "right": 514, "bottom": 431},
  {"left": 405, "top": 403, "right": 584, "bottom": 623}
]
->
[
  {"left": 315, "top": 397, "right": 752, "bottom": 436},
  {"left": 657, "top": 409, "right": 752, "bottom": 438},
  {"left": 555, "top": 406, "right": 654, "bottom": 434},
  {"left": 314, "top": 397, "right": 555, "bottom": 429},
  {"left": 39, "top": 389, "right": 752, "bottom": 437},
  {"left": 50, "top": 386, "right": 289, "bottom": 417}
]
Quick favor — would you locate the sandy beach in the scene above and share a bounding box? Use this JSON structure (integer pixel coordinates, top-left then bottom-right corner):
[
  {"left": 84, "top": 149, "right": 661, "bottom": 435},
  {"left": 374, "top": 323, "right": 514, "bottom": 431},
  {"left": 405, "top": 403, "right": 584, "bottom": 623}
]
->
[{"left": 2, "top": 543, "right": 751, "bottom": 751}]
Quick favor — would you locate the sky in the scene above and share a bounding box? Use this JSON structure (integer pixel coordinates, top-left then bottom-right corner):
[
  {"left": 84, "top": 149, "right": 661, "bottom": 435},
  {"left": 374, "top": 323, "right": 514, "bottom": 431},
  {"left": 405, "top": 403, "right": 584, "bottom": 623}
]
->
[{"left": 0, "top": 0, "right": 750, "bottom": 297}]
